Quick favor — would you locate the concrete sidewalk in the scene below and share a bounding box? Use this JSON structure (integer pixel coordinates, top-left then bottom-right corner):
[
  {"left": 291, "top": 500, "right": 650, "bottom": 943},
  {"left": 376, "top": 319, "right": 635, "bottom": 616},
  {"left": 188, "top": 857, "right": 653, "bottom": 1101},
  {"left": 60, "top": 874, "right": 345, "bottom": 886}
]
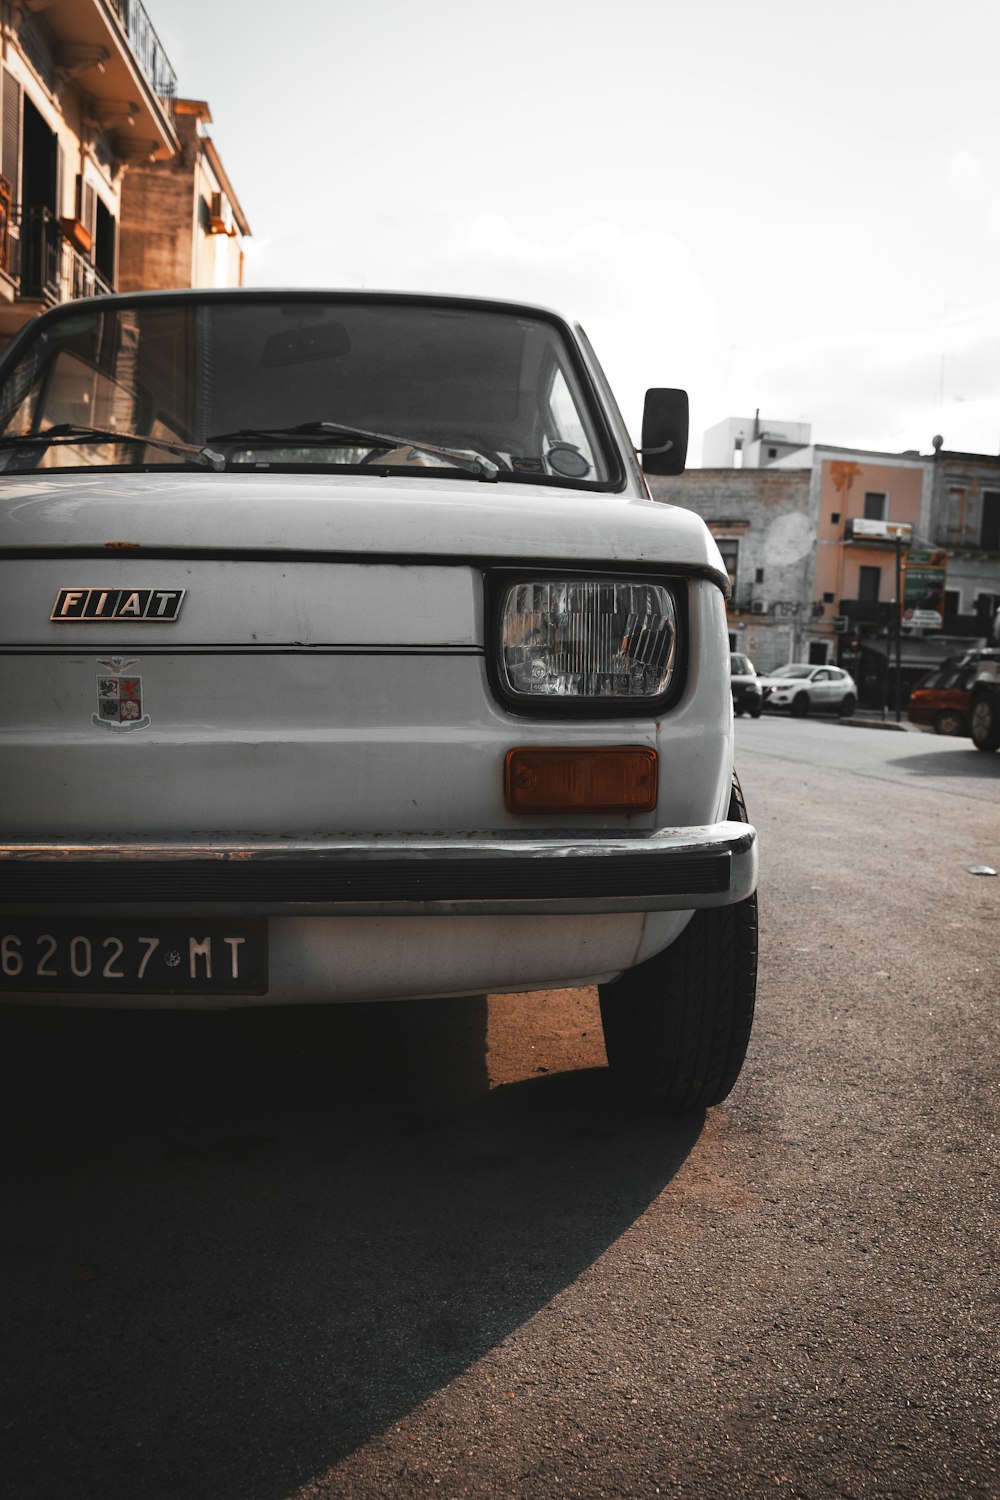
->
[{"left": 843, "top": 709, "right": 915, "bottom": 731}]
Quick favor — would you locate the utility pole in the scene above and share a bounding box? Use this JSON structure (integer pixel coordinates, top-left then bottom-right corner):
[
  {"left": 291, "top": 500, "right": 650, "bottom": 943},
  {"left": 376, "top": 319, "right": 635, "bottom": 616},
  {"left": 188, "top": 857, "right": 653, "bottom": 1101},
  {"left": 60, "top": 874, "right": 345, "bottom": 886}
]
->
[{"left": 894, "top": 534, "right": 904, "bottom": 723}]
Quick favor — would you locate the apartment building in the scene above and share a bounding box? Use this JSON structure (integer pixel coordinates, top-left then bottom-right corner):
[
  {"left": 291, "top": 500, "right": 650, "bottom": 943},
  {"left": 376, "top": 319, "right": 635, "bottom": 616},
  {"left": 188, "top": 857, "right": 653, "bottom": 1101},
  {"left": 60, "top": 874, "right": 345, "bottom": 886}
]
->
[
  {"left": 655, "top": 425, "right": 1000, "bottom": 707},
  {"left": 0, "top": 1, "right": 248, "bottom": 345},
  {"left": 118, "top": 98, "right": 249, "bottom": 292}
]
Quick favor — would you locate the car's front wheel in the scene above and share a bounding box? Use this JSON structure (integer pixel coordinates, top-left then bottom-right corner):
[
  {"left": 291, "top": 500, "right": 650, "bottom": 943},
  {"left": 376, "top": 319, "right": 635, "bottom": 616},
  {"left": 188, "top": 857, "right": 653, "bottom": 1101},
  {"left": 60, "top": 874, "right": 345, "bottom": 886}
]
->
[
  {"left": 970, "top": 692, "right": 1000, "bottom": 752},
  {"left": 839, "top": 694, "right": 856, "bottom": 718},
  {"left": 790, "top": 692, "right": 810, "bottom": 717},
  {"left": 598, "top": 776, "right": 758, "bottom": 1113},
  {"left": 933, "top": 708, "right": 965, "bottom": 736}
]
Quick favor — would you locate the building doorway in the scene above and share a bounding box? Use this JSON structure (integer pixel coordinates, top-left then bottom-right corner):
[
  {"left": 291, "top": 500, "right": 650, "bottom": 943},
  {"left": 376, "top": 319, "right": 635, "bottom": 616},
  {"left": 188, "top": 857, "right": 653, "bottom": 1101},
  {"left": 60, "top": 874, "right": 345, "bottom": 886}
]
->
[
  {"left": 858, "top": 566, "right": 881, "bottom": 603},
  {"left": 20, "top": 97, "right": 60, "bottom": 300}
]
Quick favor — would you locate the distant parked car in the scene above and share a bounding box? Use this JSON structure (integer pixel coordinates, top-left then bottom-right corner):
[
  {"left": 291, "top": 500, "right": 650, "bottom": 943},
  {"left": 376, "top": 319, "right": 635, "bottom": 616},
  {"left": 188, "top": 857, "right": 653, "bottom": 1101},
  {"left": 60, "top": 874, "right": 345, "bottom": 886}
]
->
[
  {"left": 730, "top": 652, "right": 766, "bottom": 718},
  {"left": 907, "top": 652, "right": 1000, "bottom": 735},
  {"left": 969, "top": 655, "right": 1000, "bottom": 752},
  {"left": 760, "top": 663, "right": 857, "bottom": 718}
]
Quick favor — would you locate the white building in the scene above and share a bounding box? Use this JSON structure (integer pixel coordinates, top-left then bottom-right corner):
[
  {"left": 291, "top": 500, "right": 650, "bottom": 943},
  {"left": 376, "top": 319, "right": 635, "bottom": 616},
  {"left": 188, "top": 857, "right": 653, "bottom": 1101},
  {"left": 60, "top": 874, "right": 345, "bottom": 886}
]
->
[{"left": 702, "top": 413, "right": 812, "bottom": 469}]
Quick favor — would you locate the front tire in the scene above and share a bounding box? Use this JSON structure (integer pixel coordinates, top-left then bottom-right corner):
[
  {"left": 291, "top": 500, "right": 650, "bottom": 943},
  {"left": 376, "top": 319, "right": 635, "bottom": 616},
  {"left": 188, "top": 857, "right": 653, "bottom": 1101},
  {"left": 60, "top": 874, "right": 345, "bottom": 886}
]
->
[
  {"left": 933, "top": 708, "right": 964, "bottom": 736},
  {"left": 598, "top": 776, "right": 758, "bottom": 1113},
  {"left": 790, "top": 692, "right": 810, "bottom": 717},
  {"left": 970, "top": 692, "right": 1000, "bottom": 752},
  {"left": 839, "top": 694, "right": 856, "bottom": 718}
]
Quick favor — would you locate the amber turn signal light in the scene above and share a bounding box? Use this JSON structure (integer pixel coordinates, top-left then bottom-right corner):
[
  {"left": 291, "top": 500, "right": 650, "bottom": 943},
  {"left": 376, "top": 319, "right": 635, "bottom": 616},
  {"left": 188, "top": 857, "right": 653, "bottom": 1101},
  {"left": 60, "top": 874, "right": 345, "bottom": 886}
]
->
[{"left": 504, "top": 747, "right": 658, "bottom": 813}]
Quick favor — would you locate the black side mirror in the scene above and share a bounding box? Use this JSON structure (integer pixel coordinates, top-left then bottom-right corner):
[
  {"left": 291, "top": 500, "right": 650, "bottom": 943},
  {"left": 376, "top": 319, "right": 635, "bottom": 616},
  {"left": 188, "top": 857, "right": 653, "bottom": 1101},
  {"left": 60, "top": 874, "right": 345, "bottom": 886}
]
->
[{"left": 640, "top": 388, "right": 689, "bottom": 475}]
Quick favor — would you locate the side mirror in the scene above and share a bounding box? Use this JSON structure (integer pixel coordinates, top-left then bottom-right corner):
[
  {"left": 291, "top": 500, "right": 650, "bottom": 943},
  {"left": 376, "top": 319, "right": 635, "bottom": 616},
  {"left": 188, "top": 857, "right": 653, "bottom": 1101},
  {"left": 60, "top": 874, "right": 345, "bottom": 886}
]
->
[{"left": 640, "top": 388, "right": 689, "bottom": 475}]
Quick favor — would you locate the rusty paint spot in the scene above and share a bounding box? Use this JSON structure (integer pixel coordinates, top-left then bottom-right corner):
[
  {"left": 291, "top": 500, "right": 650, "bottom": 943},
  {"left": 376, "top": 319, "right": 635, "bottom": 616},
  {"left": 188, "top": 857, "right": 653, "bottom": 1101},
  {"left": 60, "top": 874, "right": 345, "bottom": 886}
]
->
[{"left": 103, "top": 540, "right": 141, "bottom": 549}]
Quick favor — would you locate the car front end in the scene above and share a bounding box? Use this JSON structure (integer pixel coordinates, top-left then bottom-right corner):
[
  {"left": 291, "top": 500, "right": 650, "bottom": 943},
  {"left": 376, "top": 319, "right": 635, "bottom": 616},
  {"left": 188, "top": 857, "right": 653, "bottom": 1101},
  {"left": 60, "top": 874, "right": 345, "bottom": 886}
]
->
[{"left": 0, "top": 290, "right": 758, "bottom": 1110}]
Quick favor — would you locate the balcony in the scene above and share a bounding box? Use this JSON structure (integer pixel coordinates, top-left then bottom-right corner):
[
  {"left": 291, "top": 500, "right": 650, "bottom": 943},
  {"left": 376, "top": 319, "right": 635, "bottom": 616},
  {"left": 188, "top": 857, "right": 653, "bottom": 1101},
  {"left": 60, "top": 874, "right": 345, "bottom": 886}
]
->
[
  {"left": 13, "top": 1, "right": 178, "bottom": 160},
  {"left": 839, "top": 600, "right": 989, "bottom": 641},
  {"left": 838, "top": 599, "right": 895, "bottom": 628},
  {"left": 106, "top": 0, "right": 177, "bottom": 102},
  {"left": 6, "top": 208, "right": 113, "bottom": 307},
  {"left": 939, "top": 613, "right": 990, "bottom": 639}
]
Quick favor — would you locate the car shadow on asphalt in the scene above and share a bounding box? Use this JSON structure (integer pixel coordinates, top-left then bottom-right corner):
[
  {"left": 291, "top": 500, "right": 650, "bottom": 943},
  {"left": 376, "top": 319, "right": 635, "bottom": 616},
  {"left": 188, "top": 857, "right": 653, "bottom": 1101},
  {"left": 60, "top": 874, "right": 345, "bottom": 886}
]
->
[
  {"left": 885, "top": 747, "right": 1000, "bottom": 778},
  {"left": 0, "top": 1001, "right": 702, "bottom": 1500}
]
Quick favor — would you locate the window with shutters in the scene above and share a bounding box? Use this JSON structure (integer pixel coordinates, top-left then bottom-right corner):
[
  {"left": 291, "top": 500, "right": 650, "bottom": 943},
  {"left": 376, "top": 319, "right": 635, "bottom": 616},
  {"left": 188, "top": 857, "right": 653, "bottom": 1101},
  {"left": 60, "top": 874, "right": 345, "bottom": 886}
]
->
[{"left": 1, "top": 67, "right": 21, "bottom": 206}]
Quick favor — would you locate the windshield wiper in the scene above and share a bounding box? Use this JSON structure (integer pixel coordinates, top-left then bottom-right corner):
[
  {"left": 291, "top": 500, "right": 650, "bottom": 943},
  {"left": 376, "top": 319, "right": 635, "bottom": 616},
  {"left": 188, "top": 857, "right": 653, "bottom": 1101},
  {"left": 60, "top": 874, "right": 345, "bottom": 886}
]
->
[
  {"left": 0, "top": 423, "right": 226, "bottom": 471},
  {"left": 207, "top": 420, "right": 500, "bottom": 481}
]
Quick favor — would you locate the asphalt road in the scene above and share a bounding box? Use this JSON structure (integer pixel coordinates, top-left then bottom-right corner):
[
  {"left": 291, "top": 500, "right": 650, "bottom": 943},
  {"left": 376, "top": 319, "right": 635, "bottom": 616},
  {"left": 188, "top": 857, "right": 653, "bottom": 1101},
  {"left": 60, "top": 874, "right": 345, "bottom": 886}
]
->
[{"left": 2, "top": 717, "right": 997, "bottom": 1500}]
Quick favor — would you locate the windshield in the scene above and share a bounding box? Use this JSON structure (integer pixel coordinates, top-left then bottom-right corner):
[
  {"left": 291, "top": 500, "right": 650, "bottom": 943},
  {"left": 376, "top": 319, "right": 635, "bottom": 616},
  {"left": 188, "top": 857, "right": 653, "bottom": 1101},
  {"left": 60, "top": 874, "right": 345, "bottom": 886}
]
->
[
  {"left": 771, "top": 665, "right": 814, "bottom": 679},
  {"left": 0, "top": 296, "right": 615, "bottom": 485},
  {"left": 730, "top": 654, "right": 754, "bottom": 675}
]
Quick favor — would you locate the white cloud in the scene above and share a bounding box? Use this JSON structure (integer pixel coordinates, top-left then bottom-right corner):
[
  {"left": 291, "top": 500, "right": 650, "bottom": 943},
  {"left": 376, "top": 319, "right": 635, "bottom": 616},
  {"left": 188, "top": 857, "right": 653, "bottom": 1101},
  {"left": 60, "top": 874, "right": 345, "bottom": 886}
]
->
[{"left": 946, "top": 150, "right": 985, "bottom": 199}]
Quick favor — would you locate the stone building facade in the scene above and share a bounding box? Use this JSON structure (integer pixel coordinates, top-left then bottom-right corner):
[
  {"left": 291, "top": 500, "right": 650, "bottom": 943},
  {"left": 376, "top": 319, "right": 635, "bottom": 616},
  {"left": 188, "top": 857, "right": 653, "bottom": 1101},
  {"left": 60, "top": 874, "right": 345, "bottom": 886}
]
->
[
  {"left": 925, "top": 447, "right": 1000, "bottom": 639},
  {"left": 118, "top": 99, "right": 249, "bottom": 292},
  {"left": 652, "top": 437, "right": 1000, "bottom": 706},
  {"left": 647, "top": 466, "right": 814, "bottom": 672}
]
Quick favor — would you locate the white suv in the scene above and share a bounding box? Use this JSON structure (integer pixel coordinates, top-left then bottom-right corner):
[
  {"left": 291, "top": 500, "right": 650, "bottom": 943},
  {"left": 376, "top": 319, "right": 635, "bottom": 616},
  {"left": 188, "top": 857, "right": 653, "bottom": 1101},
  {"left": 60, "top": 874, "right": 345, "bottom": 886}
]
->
[{"left": 761, "top": 663, "right": 858, "bottom": 717}]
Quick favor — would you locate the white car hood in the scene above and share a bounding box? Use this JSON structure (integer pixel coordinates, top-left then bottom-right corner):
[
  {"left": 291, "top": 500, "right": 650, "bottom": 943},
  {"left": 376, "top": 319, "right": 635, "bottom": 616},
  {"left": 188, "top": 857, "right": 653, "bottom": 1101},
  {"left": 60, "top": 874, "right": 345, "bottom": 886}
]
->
[{"left": 0, "top": 470, "right": 726, "bottom": 577}]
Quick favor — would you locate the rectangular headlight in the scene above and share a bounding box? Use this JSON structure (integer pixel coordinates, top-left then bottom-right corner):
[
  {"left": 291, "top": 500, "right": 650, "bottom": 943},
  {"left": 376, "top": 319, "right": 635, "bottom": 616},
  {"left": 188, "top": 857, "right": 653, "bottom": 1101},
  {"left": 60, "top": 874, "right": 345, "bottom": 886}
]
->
[{"left": 498, "top": 579, "right": 678, "bottom": 703}]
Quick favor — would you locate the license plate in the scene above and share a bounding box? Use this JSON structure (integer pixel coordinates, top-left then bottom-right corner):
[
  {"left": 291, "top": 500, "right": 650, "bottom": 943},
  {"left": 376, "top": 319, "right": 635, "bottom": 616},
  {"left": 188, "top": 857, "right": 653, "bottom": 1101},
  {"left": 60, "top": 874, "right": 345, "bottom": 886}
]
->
[{"left": 0, "top": 919, "right": 268, "bottom": 995}]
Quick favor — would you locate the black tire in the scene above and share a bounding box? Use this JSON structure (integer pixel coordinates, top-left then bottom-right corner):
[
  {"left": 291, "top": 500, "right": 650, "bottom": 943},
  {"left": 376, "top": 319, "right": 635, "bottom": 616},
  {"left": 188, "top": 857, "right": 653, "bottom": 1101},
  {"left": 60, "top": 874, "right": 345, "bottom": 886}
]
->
[
  {"left": 839, "top": 694, "right": 856, "bottom": 718},
  {"left": 598, "top": 775, "right": 758, "bottom": 1113},
  {"left": 750, "top": 705, "right": 763, "bottom": 719},
  {"left": 970, "top": 692, "right": 1000, "bottom": 752},
  {"left": 933, "top": 708, "right": 965, "bottom": 736},
  {"left": 734, "top": 706, "right": 744, "bottom": 717},
  {"left": 790, "top": 692, "right": 810, "bottom": 717}
]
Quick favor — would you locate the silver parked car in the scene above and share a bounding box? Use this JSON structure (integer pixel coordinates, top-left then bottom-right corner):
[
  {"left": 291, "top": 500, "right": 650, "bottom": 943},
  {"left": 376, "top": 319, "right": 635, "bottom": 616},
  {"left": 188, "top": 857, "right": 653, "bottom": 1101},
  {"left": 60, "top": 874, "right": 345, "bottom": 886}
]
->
[
  {"left": 760, "top": 663, "right": 858, "bottom": 717},
  {"left": 0, "top": 289, "right": 759, "bottom": 1113}
]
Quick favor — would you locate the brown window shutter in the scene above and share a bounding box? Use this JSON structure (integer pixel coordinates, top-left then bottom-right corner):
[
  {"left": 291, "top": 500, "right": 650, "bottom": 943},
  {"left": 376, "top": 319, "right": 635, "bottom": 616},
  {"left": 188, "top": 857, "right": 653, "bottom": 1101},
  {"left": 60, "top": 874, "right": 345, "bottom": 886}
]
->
[{"left": 1, "top": 68, "right": 21, "bottom": 201}]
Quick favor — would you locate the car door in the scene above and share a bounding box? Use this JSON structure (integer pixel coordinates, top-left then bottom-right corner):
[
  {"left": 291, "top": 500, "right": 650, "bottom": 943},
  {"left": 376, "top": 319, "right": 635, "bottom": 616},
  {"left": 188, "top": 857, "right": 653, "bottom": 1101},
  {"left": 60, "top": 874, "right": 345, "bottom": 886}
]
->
[{"left": 811, "top": 668, "right": 833, "bottom": 706}]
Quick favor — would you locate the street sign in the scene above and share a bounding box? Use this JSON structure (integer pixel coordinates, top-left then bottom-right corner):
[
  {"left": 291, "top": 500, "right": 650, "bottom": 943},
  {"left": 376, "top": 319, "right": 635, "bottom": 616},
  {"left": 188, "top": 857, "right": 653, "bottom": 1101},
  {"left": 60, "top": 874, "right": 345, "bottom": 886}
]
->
[{"left": 902, "top": 549, "right": 947, "bottom": 630}]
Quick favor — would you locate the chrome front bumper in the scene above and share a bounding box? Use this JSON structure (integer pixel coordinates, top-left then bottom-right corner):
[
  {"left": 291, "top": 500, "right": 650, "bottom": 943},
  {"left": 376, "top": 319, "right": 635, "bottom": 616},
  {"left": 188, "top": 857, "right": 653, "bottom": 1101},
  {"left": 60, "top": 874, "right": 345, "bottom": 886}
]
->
[{"left": 0, "top": 823, "right": 757, "bottom": 918}]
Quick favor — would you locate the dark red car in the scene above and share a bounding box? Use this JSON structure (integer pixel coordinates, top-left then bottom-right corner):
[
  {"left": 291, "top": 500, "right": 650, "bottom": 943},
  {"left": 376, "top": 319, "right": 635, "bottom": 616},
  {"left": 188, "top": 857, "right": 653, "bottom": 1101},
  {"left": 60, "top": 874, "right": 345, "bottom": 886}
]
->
[{"left": 907, "top": 651, "right": 1000, "bottom": 735}]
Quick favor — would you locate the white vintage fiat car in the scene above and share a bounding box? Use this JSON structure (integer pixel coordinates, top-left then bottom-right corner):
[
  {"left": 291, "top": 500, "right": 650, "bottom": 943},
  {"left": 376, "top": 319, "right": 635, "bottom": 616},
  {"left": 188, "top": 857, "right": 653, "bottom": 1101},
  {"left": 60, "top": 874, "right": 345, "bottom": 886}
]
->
[{"left": 0, "top": 290, "right": 757, "bottom": 1112}]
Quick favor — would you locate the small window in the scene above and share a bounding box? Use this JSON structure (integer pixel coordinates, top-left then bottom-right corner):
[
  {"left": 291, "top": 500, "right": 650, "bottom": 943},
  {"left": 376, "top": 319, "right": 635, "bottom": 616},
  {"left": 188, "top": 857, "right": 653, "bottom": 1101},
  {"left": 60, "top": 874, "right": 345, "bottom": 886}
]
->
[
  {"left": 767, "top": 447, "right": 777, "bottom": 459},
  {"left": 755, "top": 567, "right": 764, "bottom": 584},
  {"left": 715, "top": 538, "right": 739, "bottom": 590},
  {"left": 831, "top": 512, "right": 840, "bottom": 524},
  {"left": 864, "top": 492, "right": 887, "bottom": 520},
  {"left": 823, "top": 591, "right": 835, "bottom": 603}
]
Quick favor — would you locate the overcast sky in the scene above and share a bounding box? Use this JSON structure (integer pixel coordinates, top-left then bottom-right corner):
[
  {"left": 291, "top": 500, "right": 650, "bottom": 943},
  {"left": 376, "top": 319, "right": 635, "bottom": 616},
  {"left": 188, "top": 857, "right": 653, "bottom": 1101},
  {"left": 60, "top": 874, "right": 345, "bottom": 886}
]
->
[{"left": 155, "top": 0, "right": 999, "bottom": 464}]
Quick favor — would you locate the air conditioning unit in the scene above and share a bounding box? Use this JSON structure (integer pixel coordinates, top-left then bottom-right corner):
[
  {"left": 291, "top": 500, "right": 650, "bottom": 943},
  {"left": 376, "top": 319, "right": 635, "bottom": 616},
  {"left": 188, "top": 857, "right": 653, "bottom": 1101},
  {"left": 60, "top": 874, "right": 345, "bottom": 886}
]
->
[
  {"left": 208, "top": 191, "right": 234, "bottom": 236},
  {"left": 750, "top": 599, "right": 769, "bottom": 615}
]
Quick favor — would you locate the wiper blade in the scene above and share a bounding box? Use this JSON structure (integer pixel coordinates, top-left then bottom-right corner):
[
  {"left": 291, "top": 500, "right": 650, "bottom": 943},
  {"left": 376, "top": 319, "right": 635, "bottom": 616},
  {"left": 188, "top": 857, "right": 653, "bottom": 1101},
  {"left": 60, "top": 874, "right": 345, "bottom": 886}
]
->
[
  {"left": 208, "top": 420, "right": 500, "bottom": 481},
  {"left": 0, "top": 423, "right": 226, "bottom": 471}
]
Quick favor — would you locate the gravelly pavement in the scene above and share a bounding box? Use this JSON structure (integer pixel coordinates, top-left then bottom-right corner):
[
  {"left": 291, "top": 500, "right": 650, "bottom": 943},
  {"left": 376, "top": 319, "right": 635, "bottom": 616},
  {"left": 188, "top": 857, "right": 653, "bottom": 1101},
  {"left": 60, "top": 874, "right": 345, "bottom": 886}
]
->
[{"left": 1, "top": 723, "right": 997, "bottom": 1500}]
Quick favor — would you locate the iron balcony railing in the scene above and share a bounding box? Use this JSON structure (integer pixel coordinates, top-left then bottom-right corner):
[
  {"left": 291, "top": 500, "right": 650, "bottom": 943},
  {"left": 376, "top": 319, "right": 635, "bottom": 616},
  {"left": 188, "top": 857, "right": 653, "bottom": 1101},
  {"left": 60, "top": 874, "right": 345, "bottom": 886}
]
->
[
  {"left": 9, "top": 207, "right": 114, "bottom": 305},
  {"left": 107, "top": 0, "right": 177, "bottom": 101},
  {"left": 838, "top": 599, "right": 895, "bottom": 628}
]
